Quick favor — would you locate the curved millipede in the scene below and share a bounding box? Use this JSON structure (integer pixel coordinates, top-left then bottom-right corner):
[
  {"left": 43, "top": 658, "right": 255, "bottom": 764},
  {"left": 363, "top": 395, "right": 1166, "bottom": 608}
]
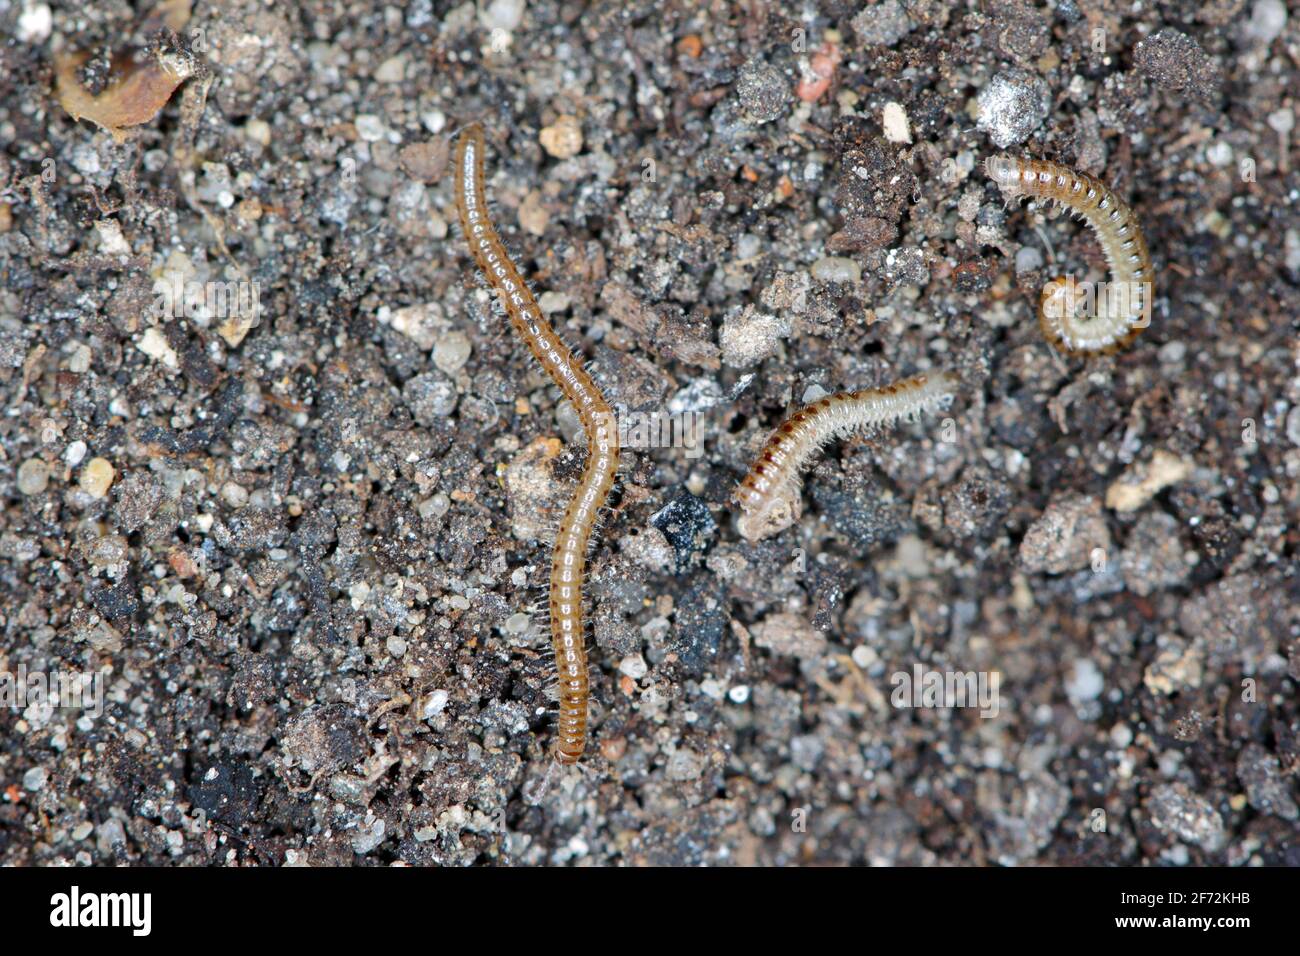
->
[
  {"left": 734, "top": 371, "right": 959, "bottom": 542},
  {"left": 985, "top": 155, "right": 1153, "bottom": 356},
  {"left": 454, "top": 123, "right": 618, "bottom": 764}
]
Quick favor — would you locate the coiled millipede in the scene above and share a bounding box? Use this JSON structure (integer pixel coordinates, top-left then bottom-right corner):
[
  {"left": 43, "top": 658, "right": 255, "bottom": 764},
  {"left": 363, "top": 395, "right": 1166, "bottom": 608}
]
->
[{"left": 985, "top": 155, "right": 1153, "bottom": 356}]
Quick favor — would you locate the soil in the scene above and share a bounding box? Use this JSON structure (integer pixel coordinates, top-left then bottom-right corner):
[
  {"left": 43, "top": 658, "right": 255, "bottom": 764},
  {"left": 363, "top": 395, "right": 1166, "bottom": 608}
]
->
[{"left": 0, "top": 0, "right": 1297, "bottom": 866}]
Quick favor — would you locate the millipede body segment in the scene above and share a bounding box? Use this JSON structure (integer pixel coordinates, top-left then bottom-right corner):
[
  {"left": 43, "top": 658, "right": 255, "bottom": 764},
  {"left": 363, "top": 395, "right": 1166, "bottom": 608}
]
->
[
  {"left": 985, "top": 155, "right": 1153, "bottom": 356},
  {"left": 454, "top": 123, "right": 618, "bottom": 763},
  {"left": 734, "top": 371, "right": 958, "bottom": 542}
]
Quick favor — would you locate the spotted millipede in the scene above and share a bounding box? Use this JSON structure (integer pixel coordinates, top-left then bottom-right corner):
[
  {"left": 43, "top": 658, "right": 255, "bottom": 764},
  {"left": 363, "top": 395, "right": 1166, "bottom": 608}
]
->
[
  {"left": 985, "top": 155, "right": 1153, "bottom": 356},
  {"left": 454, "top": 123, "right": 618, "bottom": 764},
  {"left": 734, "top": 371, "right": 959, "bottom": 542}
]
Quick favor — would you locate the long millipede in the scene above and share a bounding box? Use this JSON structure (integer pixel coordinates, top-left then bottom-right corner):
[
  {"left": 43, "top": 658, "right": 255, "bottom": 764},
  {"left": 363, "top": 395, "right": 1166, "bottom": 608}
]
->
[
  {"left": 734, "top": 371, "right": 958, "bottom": 542},
  {"left": 453, "top": 123, "right": 618, "bottom": 764},
  {"left": 985, "top": 155, "right": 1153, "bottom": 355}
]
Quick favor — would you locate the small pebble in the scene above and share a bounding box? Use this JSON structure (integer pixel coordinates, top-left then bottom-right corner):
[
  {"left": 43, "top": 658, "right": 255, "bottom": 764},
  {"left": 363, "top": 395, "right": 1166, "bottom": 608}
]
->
[
  {"left": 1158, "top": 341, "right": 1186, "bottom": 365},
  {"left": 881, "top": 102, "right": 911, "bottom": 144},
  {"left": 1286, "top": 406, "right": 1300, "bottom": 447},
  {"left": 618, "top": 654, "right": 648, "bottom": 679},
  {"left": 17, "top": 459, "right": 49, "bottom": 496},
  {"left": 1205, "top": 141, "right": 1233, "bottom": 166},
  {"left": 851, "top": 0, "right": 914, "bottom": 46},
  {"left": 977, "top": 68, "right": 1051, "bottom": 148},
  {"left": 735, "top": 60, "right": 789, "bottom": 124},
  {"left": 482, "top": 0, "right": 525, "bottom": 33},
  {"left": 1014, "top": 245, "right": 1043, "bottom": 273},
  {"left": 403, "top": 371, "right": 458, "bottom": 424},
  {"left": 666, "top": 748, "right": 705, "bottom": 781},
  {"left": 423, "top": 689, "right": 450, "bottom": 718},
  {"left": 66, "top": 342, "right": 92, "bottom": 373},
  {"left": 354, "top": 114, "right": 388, "bottom": 142},
  {"left": 419, "top": 492, "right": 450, "bottom": 520},
  {"left": 539, "top": 115, "right": 583, "bottom": 159},
  {"left": 1147, "top": 783, "right": 1225, "bottom": 851},
  {"left": 17, "top": 3, "right": 52, "bottom": 42},
  {"left": 433, "top": 330, "right": 472, "bottom": 374},
  {"left": 1065, "top": 658, "right": 1104, "bottom": 703},
  {"left": 138, "top": 327, "right": 179, "bottom": 368},
  {"left": 811, "top": 256, "right": 862, "bottom": 284},
  {"left": 244, "top": 118, "right": 272, "bottom": 145},
  {"left": 375, "top": 55, "right": 406, "bottom": 83},
  {"left": 1105, "top": 450, "right": 1191, "bottom": 512},
  {"left": 801, "top": 383, "right": 831, "bottom": 404},
  {"left": 1245, "top": 0, "right": 1287, "bottom": 45},
  {"left": 1133, "top": 29, "right": 1221, "bottom": 103},
  {"left": 79, "top": 458, "right": 116, "bottom": 499},
  {"left": 1019, "top": 492, "right": 1111, "bottom": 574},
  {"left": 719, "top": 307, "right": 790, "bottom": 368},
  {"left": 23, "top": 766, "right": 47, "bottom": 791},
  {"left": 220, "top": 482, "right": 249, "bottom": 509},
  {"left": 86, "top": 534, "right": 128, "bottom": 566}
]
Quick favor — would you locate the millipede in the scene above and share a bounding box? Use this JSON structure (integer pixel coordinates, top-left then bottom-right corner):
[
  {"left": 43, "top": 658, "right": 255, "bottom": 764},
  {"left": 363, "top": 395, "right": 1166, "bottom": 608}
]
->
[
  {"left": 734, "top": 371, "right": 959, "bottom": 542},
  {"left": 453, "top": 123, "right": 618, "bottom": 764},
  {"left": 985, "top": 155, "right": 1153, "bottom": 356}
]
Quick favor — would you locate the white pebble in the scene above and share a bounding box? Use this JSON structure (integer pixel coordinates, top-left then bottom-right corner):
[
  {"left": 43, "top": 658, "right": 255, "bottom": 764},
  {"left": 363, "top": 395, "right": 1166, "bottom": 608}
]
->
[
  {"left": 137, "top": 327, "right": 179, "bottom": 368},
  {"left": 881, "top": 101, "right": 911, "bottom": 144},
  {"left": 1245, "top": 0, "right": 1287, "bottom": 44},
  {"left": 810, "top": 256, "right": 862, "bottom": 284},
  {"left": 727, "top": 684, "right": 751, "bottom": 704},
  {"left": 1066, "top": 658, "right": 1104, "bottom": 703},
  {"left": 482, "top": 0, "right": 526, "bottom": 33},
  {"left": 1015, "top": 245, "right": 1044, "bottom": 273},
  {"left": 618, "top": 654, "right": 648, "bottom": 679},
  {"left": 354, "top": 114, "right": 388, "bottom": 142},
  {"left": 1205, "top": 141, "right": 1233, "bottom": 167},
  {"left": 66, "top": 342, "right": 92, "bottom": 374},
  {"left": 850, "top": 645, "right": 878, "bottom": 669},
  {"left": 433, "top": 331, "right": 472, "bottom": 374},
  {"left": 17, "top": 3, "right": 52, "bottom": 42},
  {"left": 424, "top": 689, "right": 450, "bottom": 718}
]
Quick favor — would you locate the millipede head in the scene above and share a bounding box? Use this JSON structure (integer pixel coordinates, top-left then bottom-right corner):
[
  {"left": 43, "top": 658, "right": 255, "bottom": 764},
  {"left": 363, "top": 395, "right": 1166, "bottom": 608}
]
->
[
  {"left": 984, "top": 153, "right": 1025, "bottom": 193},
  {"left": 736, "top": 485, "right": 800, "bottom": 543}
]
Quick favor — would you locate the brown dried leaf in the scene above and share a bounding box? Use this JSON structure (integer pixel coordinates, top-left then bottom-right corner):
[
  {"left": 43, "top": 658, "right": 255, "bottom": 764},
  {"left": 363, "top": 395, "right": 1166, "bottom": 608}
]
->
[{"left": 55, "top": 49, "right": 197, "bottom": 142}]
